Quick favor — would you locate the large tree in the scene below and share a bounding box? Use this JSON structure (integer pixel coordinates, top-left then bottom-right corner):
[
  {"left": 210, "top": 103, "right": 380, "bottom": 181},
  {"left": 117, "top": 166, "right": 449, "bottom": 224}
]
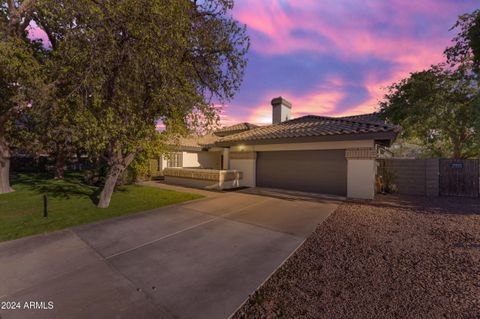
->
[
  {"left": 380, "top": 10, "right": 480, "bottom": 159},
  {"left": 0, "top": 0, "right": 45, "bottom": 193},
  {"left": 45, "top": 0, "right": 249, "bottom": 207},
  {"left": 445, "top": 9, "right": 480, "bottom": 74},
  {"left": 380, "top": 65, "right": 480, "bottom": 159}
]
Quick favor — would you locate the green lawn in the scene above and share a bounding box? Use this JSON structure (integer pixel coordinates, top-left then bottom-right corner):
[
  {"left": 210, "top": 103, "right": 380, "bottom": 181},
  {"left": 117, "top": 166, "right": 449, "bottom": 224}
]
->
[{"left": 0, "top": 173, "right": 203, "bottom": 242}]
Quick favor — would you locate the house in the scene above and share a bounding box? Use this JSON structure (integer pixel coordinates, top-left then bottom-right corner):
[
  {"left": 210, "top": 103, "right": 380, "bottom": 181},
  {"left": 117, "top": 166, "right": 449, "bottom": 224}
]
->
[{"left": 156, "top": 97, "right": 399, "bottom": 199}]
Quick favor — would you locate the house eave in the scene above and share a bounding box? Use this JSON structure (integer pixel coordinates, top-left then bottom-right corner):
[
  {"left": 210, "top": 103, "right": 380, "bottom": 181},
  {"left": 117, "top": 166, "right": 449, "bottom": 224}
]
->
[
  {"left": 215, "top": 131, "right": 399, "bottom": 147},
  {"left": 168, "top": 145, "right": 203, "bottom": 152}
]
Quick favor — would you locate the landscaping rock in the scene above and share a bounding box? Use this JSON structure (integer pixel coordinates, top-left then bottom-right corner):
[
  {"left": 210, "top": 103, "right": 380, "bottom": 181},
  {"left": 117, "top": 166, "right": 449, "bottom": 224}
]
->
[{"left": 233, "top": 195, "right": 480, "bottom": 319}]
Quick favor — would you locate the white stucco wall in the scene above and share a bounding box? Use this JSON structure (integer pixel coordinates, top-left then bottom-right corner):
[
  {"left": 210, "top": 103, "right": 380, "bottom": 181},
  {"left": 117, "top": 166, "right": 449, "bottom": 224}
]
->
[
  {"left": 181, "top": 151, "right": 221, "bottom": 169},
  {"left": 347, "top": 159, "right": 375, "bottom": 199},
  {"left": 273, "top": 104, "right": 291, "bottom": 123},
  {"left": 182, "top": 152, "right": 199, "bottom": 167},
  {"left": 229, "top": 158, "right": 256, "bottom": 187}
]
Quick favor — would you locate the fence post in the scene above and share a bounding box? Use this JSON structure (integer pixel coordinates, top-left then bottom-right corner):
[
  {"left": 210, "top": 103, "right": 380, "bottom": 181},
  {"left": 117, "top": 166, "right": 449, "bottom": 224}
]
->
[{"left": 43, "top": 195, "right": 48, "bottom": 218}]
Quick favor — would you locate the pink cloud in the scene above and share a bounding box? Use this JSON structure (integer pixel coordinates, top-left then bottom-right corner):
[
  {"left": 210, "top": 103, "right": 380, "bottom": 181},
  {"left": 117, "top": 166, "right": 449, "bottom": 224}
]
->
[
  {"left": 244, "top": 76, "right": 349, "bottom": 124},
  {"left": 233, "top": 0, "right": 455, "bottom": 66},
  {"left": 221, "top": 0, "right": 476, "bottom": 123}
]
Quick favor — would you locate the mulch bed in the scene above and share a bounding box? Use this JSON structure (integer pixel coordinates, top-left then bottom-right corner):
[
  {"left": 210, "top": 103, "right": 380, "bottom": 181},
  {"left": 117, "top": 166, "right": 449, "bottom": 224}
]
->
[{"left": 233, "top": 195, "right": 480, "bottom": 319}]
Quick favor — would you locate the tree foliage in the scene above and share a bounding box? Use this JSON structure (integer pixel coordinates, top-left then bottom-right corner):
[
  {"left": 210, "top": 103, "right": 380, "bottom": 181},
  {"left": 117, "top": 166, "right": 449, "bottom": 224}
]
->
[
  {"left": 0, "top": 0, "right": 46, "bottom": 193},
  {"left": 36, "top": 0, "right": 249, "bottom": 207},
  {"left": 380, "top": 65, "right": 480, "bottom": 159},
  {"left": 445, "top": 10, "right": 480, "bottom": 74},
  {"left": 380, "top": 9, "right": 480, "bottom": 159}
]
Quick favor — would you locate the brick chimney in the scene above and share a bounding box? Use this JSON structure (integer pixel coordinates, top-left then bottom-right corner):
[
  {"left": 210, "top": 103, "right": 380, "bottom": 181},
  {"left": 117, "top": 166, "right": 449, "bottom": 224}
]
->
[{"left": 271, "top": 96, "right": 292, "bottom": 124}]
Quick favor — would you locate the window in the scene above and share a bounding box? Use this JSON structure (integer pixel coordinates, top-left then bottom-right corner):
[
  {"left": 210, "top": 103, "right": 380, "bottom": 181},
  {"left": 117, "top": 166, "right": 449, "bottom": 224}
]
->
[{"left": 167, "top": 152, "right": 183, "bottom": 167}]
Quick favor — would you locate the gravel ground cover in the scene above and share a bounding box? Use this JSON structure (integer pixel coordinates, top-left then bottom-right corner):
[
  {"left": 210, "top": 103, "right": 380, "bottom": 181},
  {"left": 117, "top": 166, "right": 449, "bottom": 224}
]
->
[{"left": 233, "top": 195, "right": 480, "bottom": 319}]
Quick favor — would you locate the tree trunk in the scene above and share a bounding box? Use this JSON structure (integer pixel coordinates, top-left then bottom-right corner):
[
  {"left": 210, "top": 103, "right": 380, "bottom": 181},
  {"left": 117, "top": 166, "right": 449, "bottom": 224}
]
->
[
  {"left": 97, "top": 152, "right": 136, "bottom": 208},
  {"left": 0, "top": 136, "right": 14, "bottom": 194},
  {"left": 97, "top": 165, "right": 124, "bottom": 208},
  {"left": 452, "top": 142, "right": 462, "bottom": 159},
  {"left": 54, "top": 148, "right": 66, "bottom": 179}
]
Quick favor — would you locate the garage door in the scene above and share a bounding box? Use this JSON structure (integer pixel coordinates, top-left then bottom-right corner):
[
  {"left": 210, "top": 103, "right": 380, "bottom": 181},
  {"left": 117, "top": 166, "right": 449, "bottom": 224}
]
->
[{"left": 256, "top": 150, "right": 347, "bottom": 196}]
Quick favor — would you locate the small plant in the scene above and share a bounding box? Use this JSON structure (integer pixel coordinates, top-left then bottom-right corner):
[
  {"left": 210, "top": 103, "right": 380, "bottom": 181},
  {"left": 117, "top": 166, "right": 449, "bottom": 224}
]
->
[
  {"left": 382, "top": 169, "right": 398, "bottom": 193},
  {"left": 254, "top": 292, "right": 265, "bottom": 305},
  {"left": 376, "top": 161, "right": 398, "bottom": 194}
]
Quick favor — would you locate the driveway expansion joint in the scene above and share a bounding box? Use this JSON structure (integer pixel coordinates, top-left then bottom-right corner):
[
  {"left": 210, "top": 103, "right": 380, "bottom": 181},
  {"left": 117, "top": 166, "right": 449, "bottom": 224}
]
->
[{"left": 104, "top": 198, "right": 271, "bottom": 260}]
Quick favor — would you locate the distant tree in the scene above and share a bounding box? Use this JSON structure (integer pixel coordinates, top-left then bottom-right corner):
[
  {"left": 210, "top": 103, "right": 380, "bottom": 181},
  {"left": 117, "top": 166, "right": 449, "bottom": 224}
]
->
[
  {"left": 0, "top": 0, "right": 46, "bottom": 193},
  {"left": 388, "top": 137, "right": 429, "bottom": 159},
  {"left": 44, "top": 0, "right": 249, "bottom": 207},
  {"left": 380, "top": 65, "right": 480, "bottom": 159}
]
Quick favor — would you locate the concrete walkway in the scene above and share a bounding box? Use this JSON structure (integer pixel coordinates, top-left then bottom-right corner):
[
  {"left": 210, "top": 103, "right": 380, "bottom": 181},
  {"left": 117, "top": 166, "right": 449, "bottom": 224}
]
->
[{"left": 0, "top": 184, "right": 340, "bottom": 319}]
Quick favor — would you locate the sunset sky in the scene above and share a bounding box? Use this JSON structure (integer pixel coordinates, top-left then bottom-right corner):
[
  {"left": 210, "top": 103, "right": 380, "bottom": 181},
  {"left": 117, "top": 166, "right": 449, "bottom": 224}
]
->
[
  {"left": 220, "top": 0, "right": 479, "bottom": 126},
  {"left": 27, "top": 0, "right": 479, "bottom": 127}
]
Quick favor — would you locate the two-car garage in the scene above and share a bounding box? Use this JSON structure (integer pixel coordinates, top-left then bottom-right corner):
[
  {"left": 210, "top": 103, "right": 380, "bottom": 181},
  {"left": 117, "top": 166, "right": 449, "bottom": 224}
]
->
[
  {"left": 215, "top": 104, "right": 398, "bottom": 200},
  {"left": 255, "top": 149, "right": 348, "bottom": 196}
]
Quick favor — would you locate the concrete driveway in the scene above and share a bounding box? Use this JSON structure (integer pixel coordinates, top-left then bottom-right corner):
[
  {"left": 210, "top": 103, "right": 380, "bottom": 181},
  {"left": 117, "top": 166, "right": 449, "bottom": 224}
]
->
[{"left": 0, "top": 184, "right": 339, "bottom": 319}]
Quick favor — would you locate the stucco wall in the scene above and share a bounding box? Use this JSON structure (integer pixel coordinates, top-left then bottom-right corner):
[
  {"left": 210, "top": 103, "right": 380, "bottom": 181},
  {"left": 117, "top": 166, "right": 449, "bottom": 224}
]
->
[
  {"left": 347, "top": 159, "right": 376, "bottom": 199},
  {"left": 230, "top": 159, "right": 256, "bottom": 187},
  {"left": 181, "top": 151, "right": 221, "bottom": 169},
  {"left": 182, "top": 152, "right": 199, "bottom": 167},
  {"left": 273, "top": 104, "right": 291, "bottom": 123},
  {"left": 229, "top": 152, "right": 257, "bottom": 187}
]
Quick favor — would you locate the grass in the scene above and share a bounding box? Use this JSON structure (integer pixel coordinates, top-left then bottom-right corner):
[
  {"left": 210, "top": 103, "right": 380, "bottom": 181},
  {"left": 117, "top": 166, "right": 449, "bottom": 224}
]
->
[{"left": 0, "top": 172, "right": 203, "bottom": 242}]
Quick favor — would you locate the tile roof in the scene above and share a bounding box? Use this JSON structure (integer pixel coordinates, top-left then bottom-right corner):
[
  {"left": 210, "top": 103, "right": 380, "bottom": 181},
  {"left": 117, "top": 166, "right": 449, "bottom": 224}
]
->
[
  {"left": 339, "top": 112, "right": 389, "bottom": 125},
  {"left": 214, "top": 122, "right": 259, "bottom": 136},
  {"left": 170, "top": 134, "right": 220, "bottom": 151},
  {"left": 217, "top": 113, "right": 399, "bottom": 144}
]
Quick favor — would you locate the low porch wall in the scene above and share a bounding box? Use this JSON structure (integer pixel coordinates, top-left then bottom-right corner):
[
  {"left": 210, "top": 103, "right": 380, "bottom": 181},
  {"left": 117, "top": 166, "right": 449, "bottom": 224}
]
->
[{"left": 163, "top": 168, "right": 242, "bottom": 190}]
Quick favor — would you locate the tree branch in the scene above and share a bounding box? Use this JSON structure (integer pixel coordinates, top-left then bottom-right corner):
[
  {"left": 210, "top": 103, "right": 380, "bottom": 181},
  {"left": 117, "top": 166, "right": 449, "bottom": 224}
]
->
[{"left": 7, "top": 0, "right": 16, "bottom": 13}]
